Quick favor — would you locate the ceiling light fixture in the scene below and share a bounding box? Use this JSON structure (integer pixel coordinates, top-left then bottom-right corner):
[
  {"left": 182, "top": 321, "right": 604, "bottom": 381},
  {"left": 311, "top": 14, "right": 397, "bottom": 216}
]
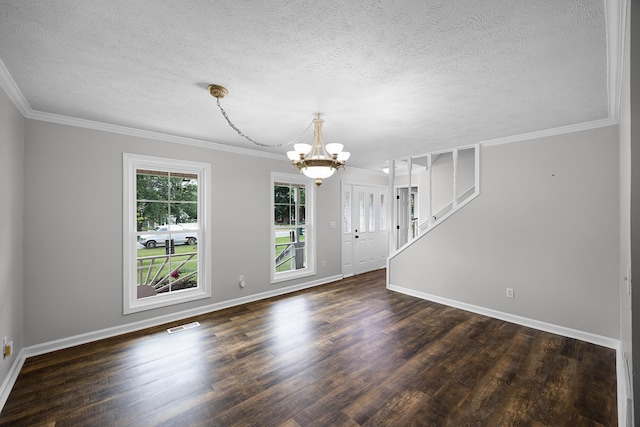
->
[
  {"left": 286, "top": 114, "right": 350, "bottom": 186},
  {"left": 209, "top": 84, "right": 349, "bottom": 186}
]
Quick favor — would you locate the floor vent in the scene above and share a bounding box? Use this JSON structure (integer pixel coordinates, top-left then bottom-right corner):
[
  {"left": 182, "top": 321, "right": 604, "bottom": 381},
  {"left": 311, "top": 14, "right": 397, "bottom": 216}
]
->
[{"left": 167, "top": 321, "right": 200, "bottom": 334}]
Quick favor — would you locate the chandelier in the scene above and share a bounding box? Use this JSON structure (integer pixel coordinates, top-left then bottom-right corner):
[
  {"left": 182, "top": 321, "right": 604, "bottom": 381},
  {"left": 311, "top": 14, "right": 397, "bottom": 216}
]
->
[
  {"left": 286, "top": 114, "right": 350, "bottom": 186},
  {"left": 209, "top": 84, "right": 349, "bottom": 186}
]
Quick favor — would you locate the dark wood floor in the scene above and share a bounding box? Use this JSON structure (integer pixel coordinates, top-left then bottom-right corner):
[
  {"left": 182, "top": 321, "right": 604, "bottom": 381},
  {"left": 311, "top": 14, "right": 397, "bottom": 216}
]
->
[{"left": 1, "top": 269, "right": 617, "bottom": 426}]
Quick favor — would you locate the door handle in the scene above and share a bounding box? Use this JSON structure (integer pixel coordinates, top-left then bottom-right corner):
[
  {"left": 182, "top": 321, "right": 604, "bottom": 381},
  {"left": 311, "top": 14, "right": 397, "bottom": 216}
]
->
[{"left": 355, "top": 235, "right": 359, "bottom": 239}]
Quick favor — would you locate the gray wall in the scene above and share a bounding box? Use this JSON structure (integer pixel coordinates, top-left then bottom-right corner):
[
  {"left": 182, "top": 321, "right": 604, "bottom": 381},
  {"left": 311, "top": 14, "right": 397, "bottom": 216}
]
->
[
  {"left": 22, "top": 119, "right": 385, "bottom": 346},
  {"left": 389, "top": 125, "right": 620, "bottom": 338},
  {"left": 0, "top": 89, "right": 24, "bottom": 384}
]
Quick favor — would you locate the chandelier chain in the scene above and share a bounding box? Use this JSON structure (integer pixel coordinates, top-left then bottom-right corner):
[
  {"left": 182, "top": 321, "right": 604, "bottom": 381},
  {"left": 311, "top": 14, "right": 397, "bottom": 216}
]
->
[{"left": 216, "top": 98, "right": 313, "bottom": 148}]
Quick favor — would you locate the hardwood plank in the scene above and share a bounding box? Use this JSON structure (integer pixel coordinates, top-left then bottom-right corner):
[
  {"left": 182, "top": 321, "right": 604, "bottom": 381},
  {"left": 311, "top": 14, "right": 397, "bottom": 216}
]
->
[{"left": 0, "top": 269, "right": 617, "bottom": 426}]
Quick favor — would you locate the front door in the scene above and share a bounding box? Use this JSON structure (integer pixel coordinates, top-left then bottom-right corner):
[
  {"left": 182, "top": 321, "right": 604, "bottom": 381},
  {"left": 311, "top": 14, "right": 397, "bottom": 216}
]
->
[{"left": 342, "top": 184, "right": 388, "bottom": 276}]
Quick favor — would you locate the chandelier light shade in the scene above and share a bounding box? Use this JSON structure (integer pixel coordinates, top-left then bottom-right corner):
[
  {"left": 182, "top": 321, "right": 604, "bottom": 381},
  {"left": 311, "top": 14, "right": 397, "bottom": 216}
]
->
[
  {"left": 209, "top": 84, "right": 349, "bottom": 187},
  {"left": 287, "top": 114, "right": 350, "bottom": 186}
]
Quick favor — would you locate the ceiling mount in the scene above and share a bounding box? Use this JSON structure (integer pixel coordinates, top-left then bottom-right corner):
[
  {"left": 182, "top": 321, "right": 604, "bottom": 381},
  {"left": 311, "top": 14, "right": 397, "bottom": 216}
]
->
[{"left": 208, "top": 84, "right": 228, "bottom": 99}]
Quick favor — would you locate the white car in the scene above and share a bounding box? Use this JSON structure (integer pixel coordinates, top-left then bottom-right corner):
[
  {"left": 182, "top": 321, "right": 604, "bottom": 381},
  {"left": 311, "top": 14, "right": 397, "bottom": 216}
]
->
[{"left": 139, "top": 225, "right": 198, "bottom": 249}]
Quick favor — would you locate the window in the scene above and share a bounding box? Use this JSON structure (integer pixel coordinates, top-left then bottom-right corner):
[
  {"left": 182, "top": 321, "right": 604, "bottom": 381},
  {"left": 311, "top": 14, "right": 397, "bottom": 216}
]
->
[
  {"left": 272, "top": 172, "right": 314, "bottom": 283},
  {"left": 123, "top": 154, "right": 211, "bottom": 314}
]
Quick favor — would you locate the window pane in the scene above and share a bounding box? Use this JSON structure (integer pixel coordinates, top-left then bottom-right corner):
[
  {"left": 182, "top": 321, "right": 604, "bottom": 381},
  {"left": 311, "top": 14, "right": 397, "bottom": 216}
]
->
[
  {"left": 135, "top": 233, "right": 199, "bottom": 298},
  {"left": 135, "top": 173, "right": 197, "bottom": 294},
  {"left": 137, "top": 170, "right": 168, "bottom": 201},
  {"left": 169, "top": 250, "right": 198, "bottom": 292},
  {"left": 170, "top": 202, "right": 198, "bottom": 225},
  {"left": 343, "top": 191, "right": 351, "bottom": 233},
  {"left": 275, "top": 227, "right": 306, "bottom": 272},
  {"left": 170, "top": 175, "right": 198, "bottom": 202},
  {"left": 369, "top": 193, "right": 375, "bottom": 231},
  {"left": 274, "top": 185, "right": 290, "bottom": 204},
  {"left": 274, "top": 205, "right": 291, "bottom": 225},
  {"left": 299, "top": 185, "right": 306, "bottom": 206},
  {"left": 135, "top": 236, "right": 159, "bottom": 299},
  {"left": 137, "top": 201, "right": 169, "bottom": 230},
  {"left": 298, "top": 205, "right": 306, "bottom": 225},
  {"left": 297, "top": 184, "right": 306, "bottom": 225}
]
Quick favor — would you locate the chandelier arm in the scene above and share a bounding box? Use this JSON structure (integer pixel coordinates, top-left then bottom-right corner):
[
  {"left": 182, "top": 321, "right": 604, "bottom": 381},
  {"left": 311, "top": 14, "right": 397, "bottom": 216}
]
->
[{"left": 216, "top": 98, "right": 313, "bottom": 148}]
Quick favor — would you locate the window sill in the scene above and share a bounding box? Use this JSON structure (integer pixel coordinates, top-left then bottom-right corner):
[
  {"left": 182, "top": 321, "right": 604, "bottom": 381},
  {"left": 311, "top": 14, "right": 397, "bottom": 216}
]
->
[
  {"left": 271, "top": 268, "right": 316, "bottom": 285},
  {"left": 124, "top": 287, "right": 211, "bottom": 315}
]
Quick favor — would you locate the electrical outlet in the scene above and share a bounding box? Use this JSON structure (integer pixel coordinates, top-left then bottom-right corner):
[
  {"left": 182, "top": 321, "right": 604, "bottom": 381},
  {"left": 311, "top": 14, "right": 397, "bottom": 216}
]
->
[
  {"left": 506, "top": 288, "right": 514, "bottom": 298},
  {"left": 321, "top": 260, "right": 326, "bottom": 268},
  {"left": 239, "top": 275, "right": 246, "bottom": 288}
]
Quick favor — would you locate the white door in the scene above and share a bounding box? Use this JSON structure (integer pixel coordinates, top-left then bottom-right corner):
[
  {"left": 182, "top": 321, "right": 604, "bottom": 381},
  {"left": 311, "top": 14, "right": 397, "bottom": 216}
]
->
[
  {"left": 396, "top": 187, "right": 410, "bottom": 248},
  {"left": 343, "top": 184, "right": 388, "bottom": 276}
]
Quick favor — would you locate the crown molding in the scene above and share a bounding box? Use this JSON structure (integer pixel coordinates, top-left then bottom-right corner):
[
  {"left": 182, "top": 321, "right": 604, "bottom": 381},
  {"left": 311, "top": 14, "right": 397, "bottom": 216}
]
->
[
  {"left": 481, "top": 117, "right": 617, "bottom": 148},
  {"left": 26, "top": 109, "right": 285, "bottom": 161},
  {"left": 0, "top": 59, "right": 30, "bottom": 117},
  {"left": 606, "top": 0, "right": 628, "bottom": 122},
  {"left": 0, "top": 59, "right": 285, "bottom": 161}
]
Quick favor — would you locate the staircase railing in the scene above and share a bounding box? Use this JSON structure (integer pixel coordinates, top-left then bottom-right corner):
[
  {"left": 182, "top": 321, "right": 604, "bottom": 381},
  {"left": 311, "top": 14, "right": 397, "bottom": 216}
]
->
[{"left": 390, "top": 144, "right": 480, "bottom": 254}]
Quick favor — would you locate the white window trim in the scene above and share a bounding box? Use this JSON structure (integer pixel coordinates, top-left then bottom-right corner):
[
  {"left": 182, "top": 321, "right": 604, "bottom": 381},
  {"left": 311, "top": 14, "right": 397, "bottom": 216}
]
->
[
  {"left": 123, "top": 153, "right": 211, "bottom": 314},
  {"left": 271, "top": 172, "right": 316, "bottom": 284}
]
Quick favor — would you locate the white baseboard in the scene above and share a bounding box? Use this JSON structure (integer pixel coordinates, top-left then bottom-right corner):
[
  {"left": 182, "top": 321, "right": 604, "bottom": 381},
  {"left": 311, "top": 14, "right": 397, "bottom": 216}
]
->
[
  {"left": 389, "top": 283, "right": 631, "bottom": 423},
  {"left": 617, "top": 345, "right": 633, "bottom": 427},
  {"left": 387, "top": 284, "right": 619, "bottom": 349},
  {"left": 25, "top": 274, "right": 343, "bottom": 358},
  {"left": 0, "top": 348, "right": 26, "bottom": 413},
  {"left": 0, "top": 275, "right": 342, "bottom": 414}
]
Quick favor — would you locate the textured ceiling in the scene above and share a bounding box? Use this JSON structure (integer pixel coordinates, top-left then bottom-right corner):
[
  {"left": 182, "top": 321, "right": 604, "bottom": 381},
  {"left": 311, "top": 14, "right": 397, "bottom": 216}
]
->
[{"left": 0, "top": 0, "right": 610, "bottom": 170}]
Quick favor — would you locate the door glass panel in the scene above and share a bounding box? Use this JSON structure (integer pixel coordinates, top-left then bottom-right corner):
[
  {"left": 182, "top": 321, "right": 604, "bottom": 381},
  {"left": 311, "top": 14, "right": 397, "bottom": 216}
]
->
[
  {"left": 343, "top": 190, "right": 351, "bottom": 233},
  {"left": 359, "top": 193, "right": 365, "bottom": 231},
  {"left": 379, "top": 194, "right": 386, "bottom": 231},
  {"left": 368, "top": 193, "right": 375, "bottom": 232}
]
